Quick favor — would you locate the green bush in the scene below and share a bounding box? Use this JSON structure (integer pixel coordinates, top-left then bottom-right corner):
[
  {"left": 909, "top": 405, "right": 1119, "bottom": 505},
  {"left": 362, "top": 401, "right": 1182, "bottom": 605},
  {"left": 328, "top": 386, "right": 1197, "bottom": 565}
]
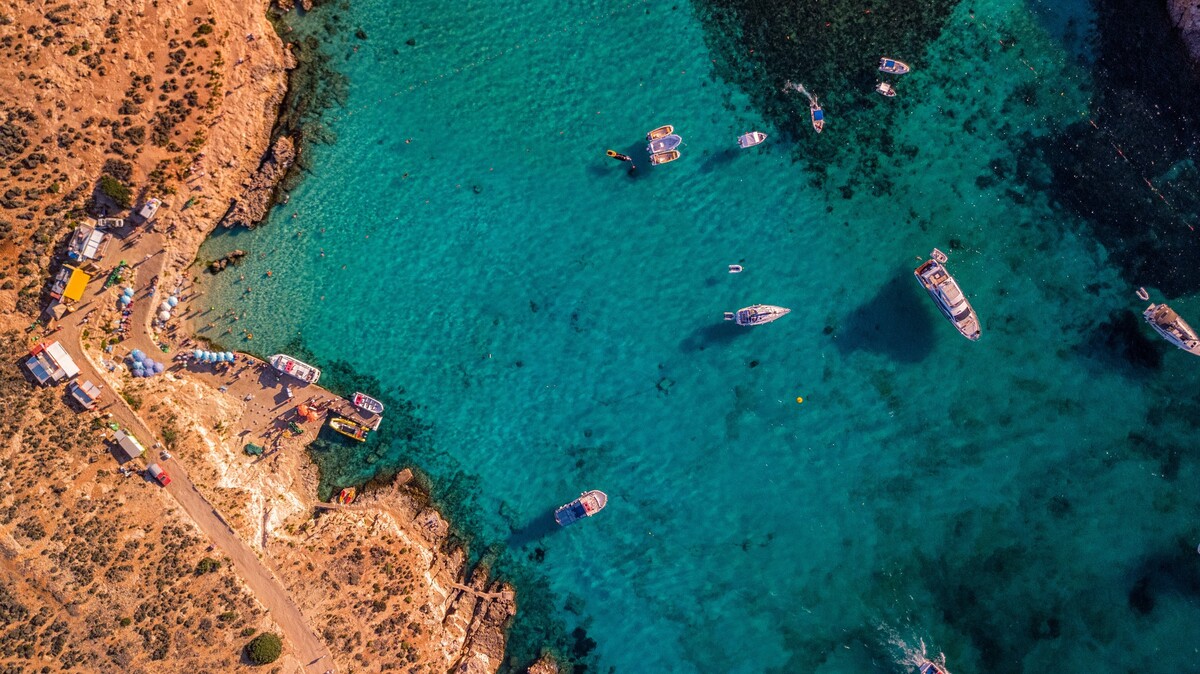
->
[
  {"left": 245, "top": 632, "right": 282, "bottom": 665},
  {"left": 97, "top": 175, "right": 132, "bottom": 208},
  {"left": 195, "top": 557, "right": 220, "bottom": 575}
]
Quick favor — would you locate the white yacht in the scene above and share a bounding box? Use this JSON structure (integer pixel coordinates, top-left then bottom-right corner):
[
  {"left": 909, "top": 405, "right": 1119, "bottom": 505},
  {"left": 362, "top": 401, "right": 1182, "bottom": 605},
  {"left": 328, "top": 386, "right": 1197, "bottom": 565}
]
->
[
  {"left": 1143, "top": 303, "right": 1200, "bottom": 355},
  {"left": 724, "top": 305, "right": 790, "bottom": 326},
  {"left": 914, "top": 248, "right": 981, "bottom": 340}
]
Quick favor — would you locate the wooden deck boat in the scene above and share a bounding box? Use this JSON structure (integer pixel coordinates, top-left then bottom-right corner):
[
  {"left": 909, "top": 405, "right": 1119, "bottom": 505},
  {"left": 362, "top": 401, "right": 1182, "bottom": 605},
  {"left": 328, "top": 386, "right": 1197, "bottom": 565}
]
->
[
  {"left": 650, "top": 150, "right": 680, "bottom": 165},
  {"left": 646, "top": 124, "right": 674, "bottom": 141}
]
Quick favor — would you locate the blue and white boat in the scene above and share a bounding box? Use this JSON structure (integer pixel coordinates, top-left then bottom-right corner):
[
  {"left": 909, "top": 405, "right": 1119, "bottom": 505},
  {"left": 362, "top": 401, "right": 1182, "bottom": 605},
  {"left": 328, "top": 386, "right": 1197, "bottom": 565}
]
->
[
  {"left": 879, "top": 57, "right": 911, "bottom": 75},
  {"left": 555, "top": 490, "right": 608, "bottom": 526},
  {"left": 647, "top": 133, "right": 683, "bottom": 155}
]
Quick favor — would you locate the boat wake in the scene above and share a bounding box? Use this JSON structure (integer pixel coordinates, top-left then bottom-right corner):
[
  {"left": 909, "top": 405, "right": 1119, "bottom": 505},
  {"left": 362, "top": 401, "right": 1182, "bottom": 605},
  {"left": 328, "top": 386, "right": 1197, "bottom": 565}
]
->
[
  {"left": 783, "top": 80, "right": 816, "bottom": 105},
  {"left": 877, "top": 623, "right": 949, "bottom": 674}
]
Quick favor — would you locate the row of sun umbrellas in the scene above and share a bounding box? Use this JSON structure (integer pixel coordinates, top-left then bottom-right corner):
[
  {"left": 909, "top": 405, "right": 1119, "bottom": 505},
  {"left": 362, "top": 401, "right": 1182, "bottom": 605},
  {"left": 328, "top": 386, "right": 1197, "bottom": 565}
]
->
[
  {"left": 126, "top": 349, "right": 166, "bottom": 377},
  {"left": 192, "top": 349, "right": 236, "bottom": 363},
  {"left": 118, "top": 286, "right": 136, "bottom": 306}
]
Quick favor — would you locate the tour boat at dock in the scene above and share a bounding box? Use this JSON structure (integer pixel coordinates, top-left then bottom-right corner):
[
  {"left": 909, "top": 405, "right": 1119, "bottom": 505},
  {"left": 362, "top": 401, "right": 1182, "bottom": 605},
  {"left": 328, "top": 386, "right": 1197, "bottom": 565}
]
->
[
  {"left": 1143, "top": 303, "right": 1200, "bottom": 355},
  {"left": 329, "top": 417, "right": 370, "bottom": 442},
  {"left": 555, "top": 490, "right": 608, "bottom": 526},
  {"left": 737, "top": 131, "right": 768, "bottom": 148},
  {"left": 270, "top": 354, "right": 321, "bottom": 383},
  {"left": 352, "top": 392, "right": 385, "bottom": 415},
  {"left": 914, "top": 248, "right": 981, "bottom": 341},
  {"left": 724, "top": 304, "right": 790, "bottom": 326}
]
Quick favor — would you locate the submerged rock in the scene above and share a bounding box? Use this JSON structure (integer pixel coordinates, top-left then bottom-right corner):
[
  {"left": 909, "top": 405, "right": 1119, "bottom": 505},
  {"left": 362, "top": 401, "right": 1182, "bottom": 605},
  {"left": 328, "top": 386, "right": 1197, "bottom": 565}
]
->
[
  {"left": 218, "top": 135, "right": 295, "bottom": 229},
  {"left": 208, "top": 249, "right": 248, "bottom": 274},
  {"left": 1169, "top": 0, "right": 1200, "bottom": 63}
]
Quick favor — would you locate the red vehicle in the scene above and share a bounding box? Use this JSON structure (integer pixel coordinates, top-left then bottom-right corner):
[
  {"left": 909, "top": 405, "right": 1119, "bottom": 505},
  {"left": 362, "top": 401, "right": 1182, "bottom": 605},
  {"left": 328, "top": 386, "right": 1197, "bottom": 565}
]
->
[{"left": 146, "top": 462, "right": 171, "bottom": 486}]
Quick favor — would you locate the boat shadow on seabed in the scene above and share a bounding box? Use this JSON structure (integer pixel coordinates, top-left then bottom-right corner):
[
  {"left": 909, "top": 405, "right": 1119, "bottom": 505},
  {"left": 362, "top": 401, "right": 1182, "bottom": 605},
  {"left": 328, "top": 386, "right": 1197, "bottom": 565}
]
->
[{"left": 504, "top": 509, "right": 565, "bottom": 549}]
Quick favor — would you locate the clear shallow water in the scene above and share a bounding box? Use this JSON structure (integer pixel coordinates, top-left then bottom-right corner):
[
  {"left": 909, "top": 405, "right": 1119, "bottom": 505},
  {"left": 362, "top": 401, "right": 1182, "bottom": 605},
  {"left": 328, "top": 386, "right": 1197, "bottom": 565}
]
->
[{"left": 198, "top": 0, "right": 1200, "bottom": 671}]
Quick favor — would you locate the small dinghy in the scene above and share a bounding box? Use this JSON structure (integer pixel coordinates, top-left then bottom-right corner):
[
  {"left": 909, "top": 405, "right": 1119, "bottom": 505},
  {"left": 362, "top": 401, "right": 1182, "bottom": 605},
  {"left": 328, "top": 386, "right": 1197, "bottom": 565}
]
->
[
  {"left": 737, "top": 131, "right": 768, "bottom": 148},
  {"left": 647, "top": 133, "right": 683, "bottom": 155},
  {"left": 650, "top": 150, "right": 680, "bottom": 165},
  {"left": 876, "top": 82, "right": 896, "bottom": 97},
  {"left": 810, "top": 100, "right": 825, "bottom": 133},
  {"left": 728, "top": 264, "right": 744, "bottom": 273},
  {"left": 352, "top": 391, "right": 384, "bottom": 415},
  {"left": 646, "top": 124, "right": 674, "bottom": 141},
  {"left": 879, "top": 57, "right": 911, "bottom": 75}
]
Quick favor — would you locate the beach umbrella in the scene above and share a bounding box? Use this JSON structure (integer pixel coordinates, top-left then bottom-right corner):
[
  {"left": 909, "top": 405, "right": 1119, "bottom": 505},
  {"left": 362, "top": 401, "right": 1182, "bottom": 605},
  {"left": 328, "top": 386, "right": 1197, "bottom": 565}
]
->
[
  {"left": 119, "top": 296, "right": 131, "bottom": 306},
  {"left": 123, "top": 287, "right": 135, "bottom": 297},
  {"left": 131, "top": 362, "right": 144, "bottom": 372},
  {"left": 167, "top": 296, "right": 179, "bottom": 308},
  {"left": 131, "top": 349, "right": 144, "bottom": 359},
  {"left": 224, "top": 352, "right": 234, "bottom": 361},
  {"left": 193, "top": 349, "right": 203, "bottom": 359},
  {"left": 152, "top": 361, "right": 164, "bottom": 374},
  {"left": 159, "top": 301, "right": 171, "bottom": 312},
  {"left": 158, "top": 310, "right": 171, "bottom": 321}
]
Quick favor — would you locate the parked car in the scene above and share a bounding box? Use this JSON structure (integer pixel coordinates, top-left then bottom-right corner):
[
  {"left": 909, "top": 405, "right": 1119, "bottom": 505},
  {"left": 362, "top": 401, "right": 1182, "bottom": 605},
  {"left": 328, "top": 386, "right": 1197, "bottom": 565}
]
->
[{"left": 146, "top": 462, "right": 171, "bottom": 486}]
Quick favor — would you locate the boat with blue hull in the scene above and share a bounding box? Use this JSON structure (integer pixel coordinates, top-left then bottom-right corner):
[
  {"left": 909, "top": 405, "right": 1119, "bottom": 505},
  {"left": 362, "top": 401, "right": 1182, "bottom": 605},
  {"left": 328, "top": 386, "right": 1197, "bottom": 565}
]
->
[{"left": 555, "top": 490, "right": 608, "bottom": 526}]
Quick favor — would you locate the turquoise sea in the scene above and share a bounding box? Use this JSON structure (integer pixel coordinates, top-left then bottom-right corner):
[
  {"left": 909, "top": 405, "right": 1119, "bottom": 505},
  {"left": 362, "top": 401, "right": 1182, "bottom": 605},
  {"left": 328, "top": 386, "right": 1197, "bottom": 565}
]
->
[{"left": 198, "top": 0, "right": 1200, "bottom": 671}]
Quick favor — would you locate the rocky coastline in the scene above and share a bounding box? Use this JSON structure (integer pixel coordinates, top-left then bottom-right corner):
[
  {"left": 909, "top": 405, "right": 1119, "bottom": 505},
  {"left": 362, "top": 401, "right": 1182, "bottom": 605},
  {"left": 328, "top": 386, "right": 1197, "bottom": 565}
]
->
[{"left": 1168, "top": 0, "right": 1200, "bottom": 63}]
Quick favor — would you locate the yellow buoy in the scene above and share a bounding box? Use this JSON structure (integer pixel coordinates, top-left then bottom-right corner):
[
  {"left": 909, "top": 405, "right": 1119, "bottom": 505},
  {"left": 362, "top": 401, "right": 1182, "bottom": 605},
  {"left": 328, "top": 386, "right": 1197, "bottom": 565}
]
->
[{"left": 795, "top": 396, "right": 804, "bottom": 404}]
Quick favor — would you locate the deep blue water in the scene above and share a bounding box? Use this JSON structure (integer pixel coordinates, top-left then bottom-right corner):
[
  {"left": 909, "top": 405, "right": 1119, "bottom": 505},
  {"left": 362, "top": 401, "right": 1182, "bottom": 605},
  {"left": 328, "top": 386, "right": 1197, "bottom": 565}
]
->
[{"left": 197, "top": 0, "right": 1200, "bottom": 672}]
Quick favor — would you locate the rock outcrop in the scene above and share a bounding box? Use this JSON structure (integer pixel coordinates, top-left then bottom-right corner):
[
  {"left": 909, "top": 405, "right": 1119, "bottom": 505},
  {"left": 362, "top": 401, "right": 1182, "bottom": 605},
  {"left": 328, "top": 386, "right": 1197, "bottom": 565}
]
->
[
  {"left": 218, "top": 134, "right": 295, "bottom": 229},
  {"left": 1169, "top": 0, "right": 1200, "bottom": 62},
  {"left": 208, "top": 249, "right": 248, "bottom": 273}
]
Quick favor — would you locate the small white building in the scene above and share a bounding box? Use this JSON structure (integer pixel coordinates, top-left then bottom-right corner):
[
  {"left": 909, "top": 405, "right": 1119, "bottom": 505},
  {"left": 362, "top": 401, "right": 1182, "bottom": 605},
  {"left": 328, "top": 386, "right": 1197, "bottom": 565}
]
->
[
  {"left": 113, "top": 430, "right": 146, "bottom": 462},
  {"left": 24, "top": 341, "right": 80, "bottom": 386},
  {"left": 68, "top": 380, "right": 102, "bottom": 410},
  {"left": 66, "top": 224, "right": 110, "bottom": 262}
]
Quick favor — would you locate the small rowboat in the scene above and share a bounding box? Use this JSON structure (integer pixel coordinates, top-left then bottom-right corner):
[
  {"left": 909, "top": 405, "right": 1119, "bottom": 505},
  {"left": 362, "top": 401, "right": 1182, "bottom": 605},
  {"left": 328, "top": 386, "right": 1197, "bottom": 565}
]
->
[
  {"left": 737, "top": 131, "right": 768, "bottom": 148},
  {"left": 876, "top": 82, "right": 896, "bottom": 98},
  {"left": 334, "top": 487, "right": 356, "bottom": 504},
  {"left": 646, "top": 124, "right": 674, "bottom": 141},
  {"left": 555, "top": 489, "right": 608, "bottom": 526},
  {"left": 352, "top": 391, "right": 384, "bottom": 415},
  {"left": 649, "top": 150, "right": 680, "bottom": 165},
  {"left": 810, "top": 100, "right": 825, "bottom": 133},
  {"left": 647, "top": 133, "right": 683, "bottom": 154},
  {"left": 330, "top": 417, "right": 369, "bottom": 442},
  {"left": 879, "top": 57, "right": 911, "bottom": 75}
]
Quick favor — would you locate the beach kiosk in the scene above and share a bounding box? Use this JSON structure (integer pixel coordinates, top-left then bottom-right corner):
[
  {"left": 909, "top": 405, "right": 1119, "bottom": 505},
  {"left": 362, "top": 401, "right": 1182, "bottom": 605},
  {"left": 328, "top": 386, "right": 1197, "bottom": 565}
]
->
[
  {"left": 113, "top": 430, "right": 146, "bottom": 463},
  {"left": 24, "top": 341, "right": 80, "bottom": 385},
  {"left": 48, "top": 265, "right": 92, "bottom": 303},
  {"left": 67, "top": 380, "right": 102, "bottom": 410},
  {"left": 66, "top": 224, "right": 110, "bottom": 262}
]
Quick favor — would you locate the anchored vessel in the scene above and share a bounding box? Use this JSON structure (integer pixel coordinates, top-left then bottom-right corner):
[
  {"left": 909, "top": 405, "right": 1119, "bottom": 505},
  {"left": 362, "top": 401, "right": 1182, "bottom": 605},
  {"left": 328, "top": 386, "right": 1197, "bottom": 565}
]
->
[
  {"left": 649, "top": 150, "right": 681, "bottom": 165},
  {"left": 876, "top": 82, "right": 897, "bottom": 97},
  {"left": 647, "top": 133, "right": 683, "bottom": 155},
  {"left": 724, "top": 304, "right": 790, "bottom": 326},
  {"left": 1143, "top": 303, "right": 1200, "bottom": 355},
  {"left": 879, "top": 57, "right": 911, "bottom": 74},
  {"left": 352, "top": 391, "right": 385, "bottom": 415},
  {"left": 646, "top": 124, "right": 674, "bottom": 141},
  {"left": 737, "top": 131, "right": 768, "bottom": 148},
  {"left": 270, "top": 353, "right": 321, "bottom": 383},
  {"left": 914, "top": 248, "right": 981, "bottom": 340},
  {"left": 810, "top": 99, "right": 825, "bottom": 133},
  {"left": 918, "top": 661, "right": 947, "bottom": 674},
  {"left": 555, "top": 490, "right": 608, "bottom": 526},
  {"left": 330, "top": 417, "right": 370, "bottom": 442}
]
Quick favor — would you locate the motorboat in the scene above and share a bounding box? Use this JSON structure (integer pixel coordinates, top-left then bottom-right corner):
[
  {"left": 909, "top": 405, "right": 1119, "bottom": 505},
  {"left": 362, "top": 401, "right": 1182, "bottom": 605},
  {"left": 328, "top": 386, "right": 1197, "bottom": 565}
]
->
[
  {"left": 876, "top": 82, "right": 896, "bottom": 97},
  {"left": 1143, "top": 303, "right": 1200, "bottom": 355},
  {"left": 646, "top": 125, "right": 674, "bottom": 141},
  {"left": 724, "top": 304, "right": 790, "bottom": 326},
  {"left": 555, "top": 490, "right": 608, "bottom": 526},
  {"left": 329, "top": 417, "right": 370, "bottom": 442},
  {"left": 352, "top": 391, "right": 385, "bottom": 415},
  {"left": 810, "top": 100, "right": 825, "bottom": 133},
  {"left": 650, "top": 150, "right": 680, "bottom": 165},
  {"left": 737, "top": 131, "right": 768, "bottom": 148},
  {"left": 879, "top": 57, "right": 911, "bottom": 74},
  {"left": 914, "top": 248, "right": 981, "bottom": 341},
  {"left": 647, "top": 133, "right": 683, "bottom": 155},
  {"left": 270, "top": 353, "right": 321, "bottom": 384},
  {"left": 917, "top": 660, "right": 947, "bottom": 674}
]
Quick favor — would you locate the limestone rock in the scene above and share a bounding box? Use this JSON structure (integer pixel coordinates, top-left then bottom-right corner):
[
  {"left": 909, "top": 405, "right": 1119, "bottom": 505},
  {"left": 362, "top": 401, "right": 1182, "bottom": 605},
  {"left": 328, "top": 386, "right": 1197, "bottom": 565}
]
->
[
  {"left": 526, "top": 655, "right": 560, "bottom": 674},
  {"left": 218, "top": 135, "right": 295, "bottom": 229},
  {"left": 1169, "top": 0, "right": 1200, "bottom": 63}
]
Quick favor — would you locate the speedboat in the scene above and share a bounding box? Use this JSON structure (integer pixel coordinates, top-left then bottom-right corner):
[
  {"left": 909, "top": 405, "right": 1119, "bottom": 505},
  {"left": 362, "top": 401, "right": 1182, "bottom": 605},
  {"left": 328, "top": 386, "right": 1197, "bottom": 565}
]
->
[
  {"left": 810, "top": 100, "right": 825, "bottom": 133},
  {"left": 1143, "top": 303, "right": 1200, "bottom": 355},
  {"left": 650, "top": 150, "right": 680, "bottom": 165},
  {"left": 555, "top": 490, "right": 608, "bottom": 526},
  {"left": 918, "top": 660, "right": 948, "bottom": 674},
  {"left": 724, "top": 304, "right": 790, "bottom": 326},
  {"left": 270, "top": 353, "right": 321, "bottom": 384},
  {"left": 737, "top": 131, "right": 768, "bottom": 148},
  {"left": 876, "top": 82, "right": 896, "bottom": 97},
  {"left": 646, "top": 124, "right": 674, "bottom": 141},
  {"left": 879, "top": 57, "right": 911, "bottom": 74},
  {"left": 352, "top": 391, "right": 385, "bottom": 414},
  {"left": 330, "top": 417, "right": 370, "bottom": 442},
  {"left": 914, "top": 248, "right": 981, "bottom": 341},
  {"left": 647, "top": 133, "right": 683, "bottom": 155}
]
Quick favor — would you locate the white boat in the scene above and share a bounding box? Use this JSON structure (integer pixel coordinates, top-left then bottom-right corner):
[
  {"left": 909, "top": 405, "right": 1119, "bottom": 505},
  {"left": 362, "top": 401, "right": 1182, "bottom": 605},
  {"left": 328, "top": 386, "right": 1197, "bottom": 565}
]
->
[
  {"left": 737, "top": 131, "right": 768, "bottom": 148},
  {"left": 352, "top": 391, "right": 385, "bottom": 414},
  {"left": 914, "top": 248, "right": 981, "bottom": 341},
  {"left": 270, "top": 353, "right": 321, "bottom": 383},
  {"left": 724, "top": 304, "right": 790, "bottom": 326},
  {"left": 876, "top": 82, "right": 896, "bottom": 97},
  {"left": 138, "top": 197, "right": 161, "bottom": 222},
  {"left": 555, "top": 490, "right": 608, "bottom": 526},
  {"left": 647, "top": 133, "right": 683, "bottom": 155},
  {"left": 879, "top": 57, "right": 911, "bottom": 75},
  {"left": 1143, "top": 303, "right": 1200, "bottom": 355},
  {"left": 918, "top": 660, "right": 947, "bottom": 674}
]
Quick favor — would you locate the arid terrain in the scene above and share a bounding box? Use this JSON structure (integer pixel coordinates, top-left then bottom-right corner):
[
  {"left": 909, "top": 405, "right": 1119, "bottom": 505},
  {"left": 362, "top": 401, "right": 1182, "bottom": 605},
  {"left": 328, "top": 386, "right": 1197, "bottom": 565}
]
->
[{"left": 0, "top": 1, "right": 547, "bottom": 672}]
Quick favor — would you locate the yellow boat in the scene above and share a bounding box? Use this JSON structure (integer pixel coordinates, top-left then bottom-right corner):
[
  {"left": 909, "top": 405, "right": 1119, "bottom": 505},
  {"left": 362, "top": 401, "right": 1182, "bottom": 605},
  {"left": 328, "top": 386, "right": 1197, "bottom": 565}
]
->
[
  {"left": 335, "top": 487, "right": 357, "bottom": 504},
  {"left": 329, "top": 417, "right": 369, "bottom": 442}
]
